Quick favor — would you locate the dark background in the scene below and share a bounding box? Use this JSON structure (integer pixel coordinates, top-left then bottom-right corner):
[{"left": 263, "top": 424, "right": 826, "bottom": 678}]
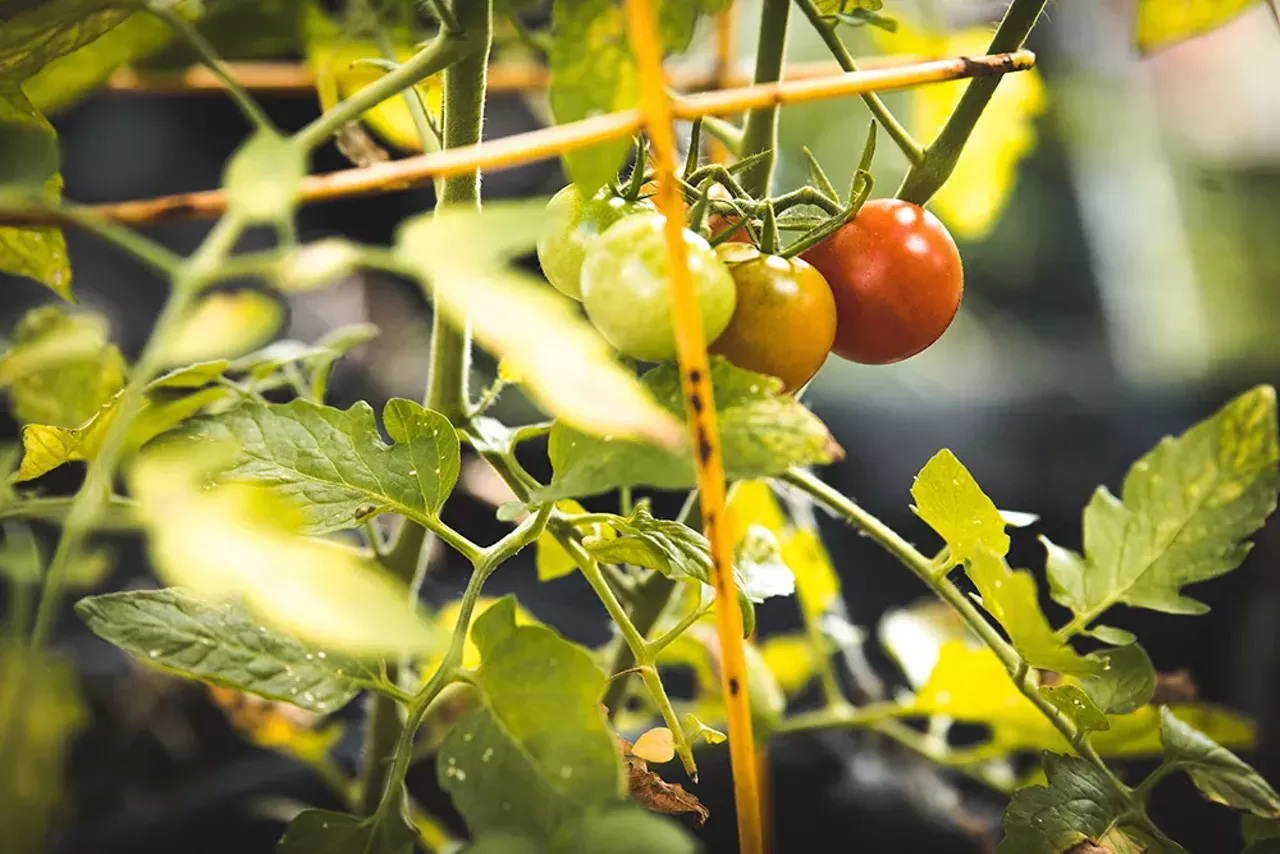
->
[{"left": 3, "top": 2, "right": 1279, "bottom": 852}]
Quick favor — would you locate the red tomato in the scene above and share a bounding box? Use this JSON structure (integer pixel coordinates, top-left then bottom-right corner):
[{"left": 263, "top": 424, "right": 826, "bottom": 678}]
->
[{"left": 802, "top": 199, "right": 963, "bottom": 365}]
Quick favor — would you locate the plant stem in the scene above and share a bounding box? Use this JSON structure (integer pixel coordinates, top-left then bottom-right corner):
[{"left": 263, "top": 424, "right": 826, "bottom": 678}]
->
[
  {"left": 738, "top": 0, "right": 791, "bottom": 196},
  {"left": 896, "top": 0, "right": 1047, "bottom": 204},
  {"left": 792, "top": 0, "right": 924, "bottom": 166},
  {"left": 425, "top": 0, "right": 492, "bottom": 424}
]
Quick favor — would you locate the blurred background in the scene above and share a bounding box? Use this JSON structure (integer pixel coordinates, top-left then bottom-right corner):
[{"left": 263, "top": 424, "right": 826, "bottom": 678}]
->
[{"left": 2, "top": 0, "right": 1279, "bottom": 851}]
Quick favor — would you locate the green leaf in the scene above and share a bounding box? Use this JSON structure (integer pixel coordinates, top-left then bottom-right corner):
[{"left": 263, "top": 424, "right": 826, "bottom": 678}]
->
[
  {"left": 0, "top": 646, "right": 87, "bottom": 854},
  {"left": 438, "top": 595, "right": 624, "bottom": 840},
  {"left": 1133, "top": 0, "right": 1260, "bottom": 53},
  {"left": 536, "top": 501, "right": 590, "bottom": 582},
  {"left": 467, "top": 834, "right": 545, "bottom": 854},
  {"left": 76, "top": 588, "right": 384, "bottom": 715},
  {"left": 548, "top": 0, "right": 639, "bottom": 194},
  {"left": 911, "top": 449, "right": 1011, "bottom": 567},
  {"left": 537, "top": 358, "right": 841, "bottom": 502},
  {"left": 0, "top": 0, "right": 135, "bottom": 80},
  {"left": 733, "top": 524, "right": 796, "bottom": 602},
  {"left": 1048, "top": 386, "right": 1280, "bottom": 627},
  {"left": 1243, "top": 815, "right": 1280, "bottom": 854},
  {"left": 1080, "top": 645, "right": 1156, "bottom": 715},
  {"left": 1039, "top": 685, "right": 1110, "bottom": 736},
  {"left": 0, "top": 86, "right": 70, "bottom": 298},
  {"left": 965, "top": 549, "right": 1100, "bottom": 675},
  {"left": 1160, "top": 707, "right": 1280, "bottom": 817},
  {"left": 25, "top": 10, "right": 174, "bottom": 114},
  {"left": 16, "top": 384, "right": 232, "bottom": 481},
  {"left": 130, "top": 444, "right": 436, "bottom": 658},
  {"left": 0, "top": 521, "right": 41, "bottom": 583},
  {"left": 173, "top": 398, "right": 459, "bottom": 535},
  {"left": 998, "top": 752, "right": 1129, "bottom": 854},
  {"left": 396, "top": 202, "right": 680, "bottom": 448},
  {"left": 1, "top": 305, "right": 125, "bottom": 426},
  {"left": 161, "top": 290, "right": 284, "bottom": 366},
  {"left": 277, "top": 807, "right": 417, "bottom": 854},
  {"left": 659, "top": 0, "right": 729, "bottom": 53},
  {"left": 584, "top": 503, "right": 711, "bottom": 583},
  {"left": 681, "top": 712, "right": 727, "bottom": 746},
  {"left": 223, "top": 130, "right": 305, "bottom": 223},
  {"left": 552, "top": 806, "right": 698, "bottom": 854}
]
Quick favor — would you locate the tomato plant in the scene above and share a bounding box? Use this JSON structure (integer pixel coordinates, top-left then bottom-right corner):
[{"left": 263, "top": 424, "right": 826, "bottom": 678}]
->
[
  {"left": 580, "top": 212, "right": 737, "bottom": 362},
  {"left": 0, "top": 2, "right": 1276, "bottom": 854},
  {"left": 802, "top": 199, "right": 963, "bottom": 365},
  {"left": 709, "top": 243, "right": 836, "bottom": 392}
]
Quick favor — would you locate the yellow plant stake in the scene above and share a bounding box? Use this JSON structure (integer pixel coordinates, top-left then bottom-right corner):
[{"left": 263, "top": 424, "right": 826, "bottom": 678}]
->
[{"left": 621, "top": 2, "right": 764, "bottom": 853}]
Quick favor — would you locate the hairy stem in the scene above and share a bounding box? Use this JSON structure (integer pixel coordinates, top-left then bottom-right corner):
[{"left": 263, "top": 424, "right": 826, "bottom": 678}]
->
[{"left": 738, "top": 0, "right": 791, "bottom": 196}]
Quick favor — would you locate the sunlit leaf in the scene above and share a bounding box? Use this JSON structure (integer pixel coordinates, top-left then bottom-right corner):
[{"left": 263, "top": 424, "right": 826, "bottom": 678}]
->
[
  {"left": 0, "top": 0, "right": 134, "bottom": 79},
  {"left": 548, "top": 0, "right": 639, "bottom": 193},
  {"left": 274, "top": 238, "right": 365, "bottom": 292},
  {"left": 0, "top": 646, "right": 87, "bottom": 854},
  {"left": 724, "top": 479, "right": 788, "bottom": 547},
  {"left": 438, "top": 596, "right": 624, "bottom": 840},
  {"left": 537, "top": 500, "right": 590, "bottom": 582},
  {"left": 222, "top": 130, "right": 305, "bottom": 223},
  {"left": 1160, "top": 707, "right": 1280, "bottom": 817},
  {"left": 1133, "top": 0, "right": 1260, "bottom": 53},
  {"left": 873, "top": 24, "right": 1047, "bottom": 241},
  {"left": 0, "top": 86, "right": 70, "bottom": 298},
  {"left": 734, "top": 525, "right": 796, "bottom": 602},
  {"left": 779, "top": 526, "right": 841, "bottom": 620},
  {"left": 998, "top": 752, "right": 1129, "bottom": 854},
  {"left": 397, "top": 202, "right": 680, "bottom": 448},
  {"left": 173, "top": 398, "right": 460, "bottom": 535},
  {"left": 1048, "top": 386, "right": 1279, "bottom": 626},
  {"left": 76, "top": 588, "right": 386, "bottom": 715},
  {"left": 631, "top": 727, "right": 676, "bottom": 764},
  {"left": 911, "top": 449, "right": 1010, "bottom": 568},
  {"left": 278, "top": 807, "right": 417, "bottom": 854},
  {"left": 130, "top": 445, "right": 435, "bottom": 657},
  {"left": 759, "top": 633, "right": 817, "bottom": 696},
  {"left": 539, "top": 358, "right": 840, "bottom": 501},
  {"left": 162, "top": 290, "right": 283, "bottom": 366},
  {"left": 965, "top": 549, "right": 1100, "bottom": 675},
  {"left": 878, "top": 599, "right": 970, "bottom": 689}
]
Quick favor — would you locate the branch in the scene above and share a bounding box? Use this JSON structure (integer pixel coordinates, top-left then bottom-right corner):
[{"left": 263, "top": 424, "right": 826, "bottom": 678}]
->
[{"left": 0, "top": 52, "right": 1035, "bottom": 230}]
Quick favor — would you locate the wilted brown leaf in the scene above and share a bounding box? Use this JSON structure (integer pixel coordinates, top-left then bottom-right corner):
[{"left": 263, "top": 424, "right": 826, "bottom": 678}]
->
[{"left": 616, "top": 733, "right": 709, "bottom": 827}]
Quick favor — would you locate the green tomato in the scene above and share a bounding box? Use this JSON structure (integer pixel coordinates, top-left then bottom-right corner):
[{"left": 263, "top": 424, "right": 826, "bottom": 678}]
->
[
  {"left": 580, "top": 212, "right": 737, "bottom": 363},
  {"left": 536, "top": 185, "right": 654, "bottom": 300}
]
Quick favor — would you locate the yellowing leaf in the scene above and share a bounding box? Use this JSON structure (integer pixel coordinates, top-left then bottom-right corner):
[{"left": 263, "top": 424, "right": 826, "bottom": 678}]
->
[
  {"left": 779, "top": 526, "right": 840, "bottom": 619},
  {"left": 878, "top": 600, "right": 971, "bottom": 689},
  {"left": 131, "top": 446, "right": 435, "bottom": 657},
  {"left": 875, "top": 25, "right": 1047, "bottom": 241},
  {"left": 162, "top": 291, "right": 283, "bottom": 366},
  {"left": 631, "top": 727, "right": 676, "bottom": 764},
  {"left": 911, "top": 449, "right": 1010, "bottom": 568},
  {"left": 1133, "top": 0, "right": 1259, "bottom": 53},
  {"left": 759, "top": 633, "right": 817, "bottom": 696},
  {"left": 724, "top": 479, "right": 788, "bottom": 548}
]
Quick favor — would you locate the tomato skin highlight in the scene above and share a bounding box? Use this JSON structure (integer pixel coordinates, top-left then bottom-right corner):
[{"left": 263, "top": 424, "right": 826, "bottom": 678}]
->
[
  {"left": 580, "top": 212, "right": 737, "bottom": 363},
  {"left": 801, "top": 199, "right": 963, "bottom": 365},
  {"left": 710, "top": 244, "right": 837, "bottom": 392},
  {"left": 536, "top": 185, "right": 654, "bottom": 300}
]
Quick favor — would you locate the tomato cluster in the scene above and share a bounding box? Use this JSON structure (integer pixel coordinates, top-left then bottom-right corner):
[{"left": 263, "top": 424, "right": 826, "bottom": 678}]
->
[{"left": 538, "top": 186, "right": 963, "bottom": 390}]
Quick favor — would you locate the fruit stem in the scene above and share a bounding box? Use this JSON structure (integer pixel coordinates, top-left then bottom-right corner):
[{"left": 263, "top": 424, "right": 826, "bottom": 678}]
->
[{"left": 738, "top": 0, "right": 792, "bottom": 197}]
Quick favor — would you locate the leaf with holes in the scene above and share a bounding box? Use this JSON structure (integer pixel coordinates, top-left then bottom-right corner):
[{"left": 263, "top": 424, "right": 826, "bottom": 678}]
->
[{"left": 911, "top": 449, "right": 1010, "bottom": 568}]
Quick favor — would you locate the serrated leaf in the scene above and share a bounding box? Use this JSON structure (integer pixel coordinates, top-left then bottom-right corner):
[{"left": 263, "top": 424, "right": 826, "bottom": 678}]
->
[
  {"left": 1, "top": 304, "right": 124, "bottom": 426},
  {"left": 538, "top": 358, "right": 840, "bottom": 502},
  {"left": 223, "top": 130, "right": 305, "bottom": 223},
  {"left": 162, "top": 290, "right": 284, "bottom": 366},
  {"left": 131, "top": 445, "right": 435, "bottom": 658},
  {"left": 1040, "top": 685, "right": 1110, "bottom": 735},
  {"left": 1080, "top": 645, "right": 1156, "bottom": 715},
  {"left": 438, "top": 596, "right": 623, "bottom": 840},
  {"left": 1050, "top": 387, "right": 1280, "bottom": 628},
  {"left": 277, "top": 807, "right": 417, "bottom": 854},
  {"left": 0, "top": 646, "right": 87, "bottom": 854},
  {"left": 76, "top": 588, "right": 384, "bottom": 715},
  {"left": 1133, "top": 0, "right": 1259, "bottom": 53},
  {"left": 173, "top": 398, "right": 459, "bottom": 535},
  {"left": 584, "top": 503, "right": 710, "bottom": 583},
  {"left": 548, "top": 0, "right": 638, "bottom": 194},
  {"left": 0, "top": 0, "right": 134, "bottom": 80},
  {"left": 966, "top": 549, "right": 1100, "bottom": 675},
  {"left": 734, "top": 524, "right": 795, "bottom": 602},
  {"left": 1160, "top": 707, "right": 1280, "bottom": 817},
  {"left": 998, "top": 752, "right": 1129, "bottom": 854},
  {"left": 0, "top": 86, "right": 70, "bottom": 298},
  {"left": 911, "top": 449, "right": 1011, "bottom": 568},
  {"left": 552, "top": 806, "right": 697, "bottom": 854},
  {"left": 396, "top": 202, "right": 680, "bottom": 448}
]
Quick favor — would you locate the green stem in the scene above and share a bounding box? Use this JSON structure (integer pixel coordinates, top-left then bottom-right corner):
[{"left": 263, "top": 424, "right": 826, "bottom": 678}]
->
[
  {"left": 895, "top": 0, "right": 1047, "bottom": 204},
  {"left": 792, "top": 0, "right": 924, "bottom": 166},
  {"left": 738, "top": 0, "right": 791, "bottom": 196},
  {"left": 358, "top": 690, "right": 404, "bottom": 815},
  {"left": 425, "top": 0, "right": 492, "bottom": 424},
  {"left": 0, "top": 495, "right": 137, "bottom": 528},
  {"left": 151, "top": 6, "right": 275, "bottom": 133}
]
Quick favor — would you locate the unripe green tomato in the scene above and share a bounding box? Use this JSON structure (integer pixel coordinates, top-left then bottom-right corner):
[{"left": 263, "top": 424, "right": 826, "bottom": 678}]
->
[
  {"left": 580, "top": 212, "right": 737, "bottom": 362},
  {"left": 536, "top": 184, "right": 654, "bottom": 300},
  {"left": 709, "top": 243, "right": 837, "bottom": 392}
]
